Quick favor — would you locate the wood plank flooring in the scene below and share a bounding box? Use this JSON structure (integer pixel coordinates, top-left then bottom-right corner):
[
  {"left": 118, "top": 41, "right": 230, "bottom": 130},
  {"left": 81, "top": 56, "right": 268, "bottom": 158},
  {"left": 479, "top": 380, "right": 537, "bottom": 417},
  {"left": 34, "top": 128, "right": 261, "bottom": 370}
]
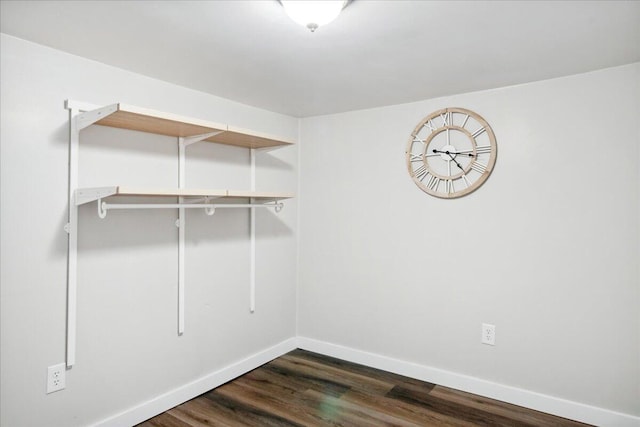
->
[{"left": 138, "top": 349, "right": 590, "bottom": 427}]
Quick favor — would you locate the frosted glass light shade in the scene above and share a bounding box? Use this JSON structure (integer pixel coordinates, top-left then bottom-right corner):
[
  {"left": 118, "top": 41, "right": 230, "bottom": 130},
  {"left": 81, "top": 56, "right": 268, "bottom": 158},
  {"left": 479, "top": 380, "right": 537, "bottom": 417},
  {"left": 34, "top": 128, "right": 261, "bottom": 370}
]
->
[{"left": 281, "top": 1, "right": 346, "bottom": 32}]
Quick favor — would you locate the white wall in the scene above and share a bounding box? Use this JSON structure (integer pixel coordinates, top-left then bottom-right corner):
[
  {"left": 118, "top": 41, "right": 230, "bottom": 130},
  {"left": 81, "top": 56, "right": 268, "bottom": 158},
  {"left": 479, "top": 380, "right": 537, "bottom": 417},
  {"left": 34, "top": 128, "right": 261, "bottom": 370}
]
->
[
  {"left": 2, "top": 31, "right": 639, "bottom": 426},
  {"left": 0, "top": 34, "right": 298, "bottom": 426},
  {"left": 298, "top": 64, "right": 640, "bottom": 417}
]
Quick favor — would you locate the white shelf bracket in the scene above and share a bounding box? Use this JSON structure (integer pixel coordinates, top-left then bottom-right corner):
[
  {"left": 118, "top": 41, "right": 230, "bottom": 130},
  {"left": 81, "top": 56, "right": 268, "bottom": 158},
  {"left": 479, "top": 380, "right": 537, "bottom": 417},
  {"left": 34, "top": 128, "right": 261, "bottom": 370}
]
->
[
  {"left": 180, "top": 131, "right": 224, "bottom": 147},
  {"left": 75, "top": 104, "right": 118, "bottom": 130},
  {"left": 75, "top": 186, "right": 118, "bottom": 206}
]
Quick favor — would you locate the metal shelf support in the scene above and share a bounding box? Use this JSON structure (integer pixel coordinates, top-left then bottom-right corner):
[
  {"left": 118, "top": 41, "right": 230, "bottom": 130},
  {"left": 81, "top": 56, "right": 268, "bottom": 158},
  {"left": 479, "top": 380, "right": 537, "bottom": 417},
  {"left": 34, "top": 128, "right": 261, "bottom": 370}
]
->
[
  {"left": 250, "top": 148, "right": 256, "bottom": 313},
  {"left": 63, "top": 99, "right": 291, "bottom": 368},
  {"left": 66, "top": 106, "right": 79, "bottom": 368},
  {"left": 65, "top": 100, "right": 105, "bottom": 368}
]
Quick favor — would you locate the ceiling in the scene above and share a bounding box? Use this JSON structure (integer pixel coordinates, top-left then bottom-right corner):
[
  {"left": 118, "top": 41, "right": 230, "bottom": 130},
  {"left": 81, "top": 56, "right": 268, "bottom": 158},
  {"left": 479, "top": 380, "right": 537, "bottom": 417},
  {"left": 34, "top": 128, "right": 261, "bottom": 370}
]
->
[{"left": 1, "top": 1, "right": 639, "bottom": 117}]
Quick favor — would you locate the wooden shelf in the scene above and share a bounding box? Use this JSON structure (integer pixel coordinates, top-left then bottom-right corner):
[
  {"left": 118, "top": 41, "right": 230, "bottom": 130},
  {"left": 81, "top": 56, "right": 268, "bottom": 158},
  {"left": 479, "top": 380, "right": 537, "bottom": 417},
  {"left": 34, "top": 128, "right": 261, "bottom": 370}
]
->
[
  {"left": 75, "top": 186, "right": 294, "bottom": 206},
  {"left": 85, "top": 103, "right": 295, "bottom": 149}
]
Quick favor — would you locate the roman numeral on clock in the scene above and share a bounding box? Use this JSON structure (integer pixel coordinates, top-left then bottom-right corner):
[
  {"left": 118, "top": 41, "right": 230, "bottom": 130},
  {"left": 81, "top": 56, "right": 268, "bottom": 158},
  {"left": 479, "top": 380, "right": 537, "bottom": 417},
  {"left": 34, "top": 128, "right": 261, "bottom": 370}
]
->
[
  {"left": 461, "top": 174, "right": 472, "bottom": 188},
  {"left": 470, "top": 161, "right": 487, "bottom": 173},
  {"left": 446, "top": 179, "right": 454, "bottom": 194},
  {"left": 471, "top": 127, "right": 486, "bottom": 138},
  {"left": 440, "top": 111, "right": 451, "bottom": 126},
  {"left": 426, "top": 174, "right": 440, "bottom": 191},
  {"left": 423, "top": 120, "right": 436, "bottom": 132},
  {"left": 413, "top": 165, "right": 428, "bottom": 181},
  {"left": 475, "top": 145, "right": 491, "bottom": 154}
]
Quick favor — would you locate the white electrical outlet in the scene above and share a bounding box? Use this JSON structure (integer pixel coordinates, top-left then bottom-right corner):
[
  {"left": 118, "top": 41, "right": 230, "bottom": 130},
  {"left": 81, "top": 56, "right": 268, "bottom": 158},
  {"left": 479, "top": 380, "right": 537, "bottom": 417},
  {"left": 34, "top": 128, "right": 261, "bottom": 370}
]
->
[
  {"left": 47, "top": 363, "right": 66, "bottom": 394},
  {"left": 481, "top": 323, "right": 496, "bottom": 345}
]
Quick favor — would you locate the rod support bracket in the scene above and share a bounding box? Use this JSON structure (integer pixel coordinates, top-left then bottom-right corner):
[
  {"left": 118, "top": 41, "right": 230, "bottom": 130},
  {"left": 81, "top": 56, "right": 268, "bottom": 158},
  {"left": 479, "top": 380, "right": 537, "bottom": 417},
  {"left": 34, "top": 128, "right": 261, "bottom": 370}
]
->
[
  {"left": 97, "top": 199, "right": 107, "bottom": 219},
  {"left": 203, "top": 197, "right": 216, "bottom": 215}
]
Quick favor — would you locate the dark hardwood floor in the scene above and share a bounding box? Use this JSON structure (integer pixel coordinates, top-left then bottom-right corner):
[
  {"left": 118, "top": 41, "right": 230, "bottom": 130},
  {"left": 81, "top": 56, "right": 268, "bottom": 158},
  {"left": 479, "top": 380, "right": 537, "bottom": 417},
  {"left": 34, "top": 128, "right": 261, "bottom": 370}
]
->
[{"left": 138, "top": 349, "right": 590, "bottom": 427}]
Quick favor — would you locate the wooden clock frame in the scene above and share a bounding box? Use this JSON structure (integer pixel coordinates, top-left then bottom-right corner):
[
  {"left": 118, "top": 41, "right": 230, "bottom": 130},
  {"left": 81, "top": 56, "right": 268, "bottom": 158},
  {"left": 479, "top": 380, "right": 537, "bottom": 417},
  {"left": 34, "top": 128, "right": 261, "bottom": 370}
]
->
[{"left": 406, "top": 107, "right": 497, "bottom": 198}]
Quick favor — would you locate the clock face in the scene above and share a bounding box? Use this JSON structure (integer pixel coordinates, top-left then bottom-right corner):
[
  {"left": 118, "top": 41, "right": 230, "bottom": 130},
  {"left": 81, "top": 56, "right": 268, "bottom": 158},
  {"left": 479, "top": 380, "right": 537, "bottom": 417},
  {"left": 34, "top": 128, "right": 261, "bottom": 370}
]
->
[{"left": 406, "top": 108, "right": 497, "bottom": 198}]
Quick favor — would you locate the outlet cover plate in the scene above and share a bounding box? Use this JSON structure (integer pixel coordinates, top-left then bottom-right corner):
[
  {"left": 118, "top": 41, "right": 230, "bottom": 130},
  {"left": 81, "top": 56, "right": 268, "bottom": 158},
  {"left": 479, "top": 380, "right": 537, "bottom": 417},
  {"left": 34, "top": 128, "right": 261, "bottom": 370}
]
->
[
  {"left": 482, "top": 323, "right": 496, "bottom": 345},
  {"left": 47, "top": 363, "right": 66, "bottom": 393}
]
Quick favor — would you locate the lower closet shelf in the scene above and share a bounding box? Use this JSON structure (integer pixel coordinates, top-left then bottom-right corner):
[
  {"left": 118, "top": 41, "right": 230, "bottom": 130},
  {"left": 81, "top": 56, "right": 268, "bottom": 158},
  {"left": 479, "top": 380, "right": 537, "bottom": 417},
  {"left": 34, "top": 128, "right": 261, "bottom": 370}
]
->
[{"left": 75, "top": 186, "right": 294, "bottom": 205}]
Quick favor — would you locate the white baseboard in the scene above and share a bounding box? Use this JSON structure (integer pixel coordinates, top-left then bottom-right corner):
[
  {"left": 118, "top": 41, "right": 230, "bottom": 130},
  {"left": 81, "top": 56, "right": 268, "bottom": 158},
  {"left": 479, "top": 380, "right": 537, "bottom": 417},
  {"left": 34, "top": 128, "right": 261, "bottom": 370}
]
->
[
  {"left": 91, "top": 336, "right": 638, "bottom": 427},
  {"left": 92, "top": 337, "right": 298, "bottom": 427},
  {"left": 297, "top": 337, "right": 640, "bottom": 427}
]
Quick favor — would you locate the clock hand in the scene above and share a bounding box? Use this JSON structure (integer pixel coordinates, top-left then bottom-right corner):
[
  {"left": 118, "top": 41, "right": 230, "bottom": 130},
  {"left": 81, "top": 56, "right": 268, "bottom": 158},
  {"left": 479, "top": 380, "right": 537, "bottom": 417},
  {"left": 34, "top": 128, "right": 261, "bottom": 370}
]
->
[
  {"left": 446, "top": 153, "right": 465, "bottom": 170},
  {"left": 431, "top": 149, "right": 474, "bottom": 157},
  {"left": 430, "top": 149, "right": 467, "bottom": 170}
]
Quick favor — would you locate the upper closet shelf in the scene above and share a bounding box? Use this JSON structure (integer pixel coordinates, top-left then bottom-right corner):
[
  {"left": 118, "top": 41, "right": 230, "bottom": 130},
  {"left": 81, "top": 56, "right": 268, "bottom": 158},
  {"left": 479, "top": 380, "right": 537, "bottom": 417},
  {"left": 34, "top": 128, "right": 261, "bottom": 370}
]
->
[{"left": 76, "top": 103, "right": 295, "bottom": 149}]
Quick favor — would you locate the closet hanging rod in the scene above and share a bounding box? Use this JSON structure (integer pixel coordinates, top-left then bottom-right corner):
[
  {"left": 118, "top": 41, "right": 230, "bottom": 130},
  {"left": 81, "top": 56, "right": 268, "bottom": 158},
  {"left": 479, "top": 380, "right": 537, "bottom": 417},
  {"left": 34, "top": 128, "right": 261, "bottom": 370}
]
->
[{"left": 97, "top": 200, "right": 284, "bottom": 218}]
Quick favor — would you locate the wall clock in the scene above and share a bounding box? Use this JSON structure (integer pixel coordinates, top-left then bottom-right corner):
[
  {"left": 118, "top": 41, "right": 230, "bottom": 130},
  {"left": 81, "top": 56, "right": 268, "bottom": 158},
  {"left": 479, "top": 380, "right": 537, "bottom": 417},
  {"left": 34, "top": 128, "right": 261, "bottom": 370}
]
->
[{"left": 406, "top": 107, "right": 497, "bottom": 198}]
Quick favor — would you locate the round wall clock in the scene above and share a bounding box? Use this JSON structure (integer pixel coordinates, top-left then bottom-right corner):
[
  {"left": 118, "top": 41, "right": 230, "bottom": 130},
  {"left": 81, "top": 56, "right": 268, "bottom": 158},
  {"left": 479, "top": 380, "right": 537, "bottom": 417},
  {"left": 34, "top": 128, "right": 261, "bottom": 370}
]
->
[{"left": 406, "top": 107, "right": 497, "bottom": 198}]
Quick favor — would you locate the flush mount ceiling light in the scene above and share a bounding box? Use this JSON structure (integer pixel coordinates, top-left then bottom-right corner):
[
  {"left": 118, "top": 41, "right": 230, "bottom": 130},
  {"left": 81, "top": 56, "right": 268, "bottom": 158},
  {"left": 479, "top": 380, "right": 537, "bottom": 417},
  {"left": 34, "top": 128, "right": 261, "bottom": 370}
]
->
[{"left": 280, "top": 1, "right": 348, "bottom": 32}]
